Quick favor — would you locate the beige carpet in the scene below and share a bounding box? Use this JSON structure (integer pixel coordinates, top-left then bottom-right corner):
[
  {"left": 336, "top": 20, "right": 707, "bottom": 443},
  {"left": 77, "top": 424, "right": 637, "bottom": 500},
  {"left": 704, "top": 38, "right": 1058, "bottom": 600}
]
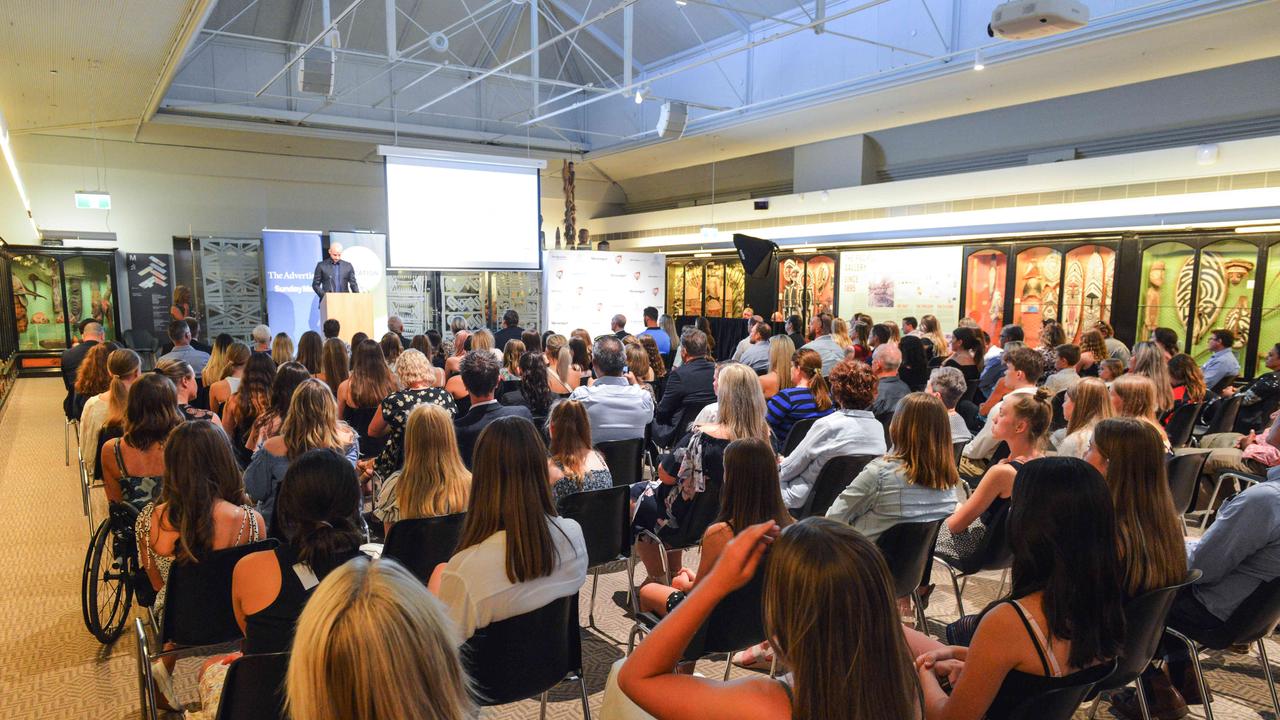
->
[{"left": 0, "top": 376, "right": 1275, "bottom": 719}]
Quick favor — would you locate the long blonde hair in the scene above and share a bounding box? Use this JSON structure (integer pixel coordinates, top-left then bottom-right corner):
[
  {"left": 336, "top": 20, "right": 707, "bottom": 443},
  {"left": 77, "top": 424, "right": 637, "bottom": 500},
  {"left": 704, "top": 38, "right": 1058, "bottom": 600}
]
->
[
  {"left": 1130, "top": 341, "right": 1174, "bottom": 415},
  {"left": 887, "top": 393, "right": 959, "bottom": 490},
  {"left": 1111, "top": 373, "right": 1165, "bottom": 435},
  {"left": 283, "top": 379, "right": 354, "bottom": 459},
  {"left": 1065, "top": 377, "right": 1112, "bottom": 436},
  {"left": 105, "top": 348, "right": 141, "bottom": 427},
  {"left": 219, "top": 342, "right": 251, "bottom": 381},
  {"left": 397, "top": 404, "right": 471, "bottom": 518},
  {"left": 286, "top": 557, "right": 473, "bottom": 720},
  {"left": 919, "top": 314, "right": 947, "bottom": 356},
  {"left": 831, "top": 317, "right": 854, "bottom": 350},
  {"left": 271, "top": 332, "right": 294, "bottom": 367},
  {"left": 470, "top": 329, "right": 495, "bottom": 352},
  {"left": 767, "top": 335, "right": 797, "bottom": 392},
  {"left": 715, "top": 364, "right": 770, "bottom": 442}
]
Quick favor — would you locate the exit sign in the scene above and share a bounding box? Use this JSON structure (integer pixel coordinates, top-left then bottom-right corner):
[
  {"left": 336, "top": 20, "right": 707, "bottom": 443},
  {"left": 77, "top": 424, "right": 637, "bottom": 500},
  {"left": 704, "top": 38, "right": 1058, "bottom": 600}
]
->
[{"left": 75, "top": 191, "right": 111, "bottom": 209}]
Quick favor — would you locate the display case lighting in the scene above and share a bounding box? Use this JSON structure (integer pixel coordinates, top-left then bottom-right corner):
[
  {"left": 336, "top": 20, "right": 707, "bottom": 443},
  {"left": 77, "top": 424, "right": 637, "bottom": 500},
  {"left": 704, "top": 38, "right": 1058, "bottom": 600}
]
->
[{"left": 1236, "top": 224, "right": 1280, "bottom": 234}]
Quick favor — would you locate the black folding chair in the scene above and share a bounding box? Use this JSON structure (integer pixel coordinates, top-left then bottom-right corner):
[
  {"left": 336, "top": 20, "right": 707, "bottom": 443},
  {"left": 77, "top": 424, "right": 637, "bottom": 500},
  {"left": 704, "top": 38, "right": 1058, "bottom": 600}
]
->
[
  {"left": 1165, "top": 451, "right": 1209, "bottom": 530},
  {"left": 933, "top": 504, "right": 1014, "bottom": 618},
  {"left": 1007, "top": 660, "right": 1116, "bottom": 720},
  {"left": 557, "top": 486, "right": 631, "bottom": 637},
  {"left": 595, "top": 438, "right": 645, "bottom": 487},
  {"left": 214, "top": 652, "right": 289, "bottom": 720},
  {"left": 1085, "top": 571, "right": 1202, "bottom": 720},
  {"left": 952, "top": 441, "right": 966, "bottom": 466},
  {"left": 781, "top": 417, "right": 818, "bottom": 456},
  {"left": 1166, "top": 577, "right": 1280, "bottom": 720},
  {"left": 798, "top": 455, "right": 878, "bottom": 519},
  {"left": 875, "top": 520, "right": 944, "bottom": 631},
  {"left": 1051, "top": 390, "right": 1068, "bottom": 431},
  {"left": 1164, "top": 402, "right": 1203, "bottom": 449},
  {"left": 1195, "top": 395, "right": 1243, "bottom": 443},
  {"left": 462, "top": 593, "right": 590, "bottom": 719},
  {"left": 381, "top": 512, "right": 466, "bottom": 584}
]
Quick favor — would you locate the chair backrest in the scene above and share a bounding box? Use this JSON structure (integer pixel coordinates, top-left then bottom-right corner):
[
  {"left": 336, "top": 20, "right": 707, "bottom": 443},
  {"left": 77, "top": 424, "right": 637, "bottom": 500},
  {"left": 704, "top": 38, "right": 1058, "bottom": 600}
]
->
[
  {"left": 214, "top": 652, "right": 289, "bottom": 720},
  {"left": 1165, "top": 451, "right": 1209, "bottom": 516},
  {"left": 381, "top": 512, "right": 467, "bottom": 584},
  {"left": 952, "top": 441, "right": 966, "bottom": 465},
  {"left": 1206, "top": 395, "right": 1244, "bottom": 435},
  {"left": 1165, "top": 402, "right": 1203, "bottom": 448},
  {"left": 684, "top": 551, "right": 771, "bottom": 659},
  {"left": 1007, "top": 660, "right": 1116, "bottom": 720},
  {"left": 655, "top": 468, "right": 723, "bottom": 549},
  {"left": 875, "top": 520, "right": 944, "bottom": 599},
  {"left": 462, "top": 593, "right": 580, "bottom": 706},
  {"left": 1094, "top": 570, "right": 1203, "bottom": 695},
  {"left": 800, "top": 455, "right": 878, "bottom": 519},
  {"left": 594, "top": 438, "right": 644, "bottom": 487},
  {"left": 781, "top": 417, "right": 818, "bottom": 456},
  {"left": 557, "top": 486, "right": 630, "bottom": 568},
  {"left": 953, "top": 502, "right": 1015, "bottom": 575},
  {"left": 1211, "top": 373, "right": 1239, "bottom": 395},
  {"left": 1051, "top": 390, "right": 1068, "bottom": 431},
  {"left": 875, "top": 411, "right": 894, "bottom": 447},
  {"left": 1200, "top": 575, "right": 1280, "bottom": 649},
  {"left": 162, "top": 539, "right": 278, "bottom": 646}
]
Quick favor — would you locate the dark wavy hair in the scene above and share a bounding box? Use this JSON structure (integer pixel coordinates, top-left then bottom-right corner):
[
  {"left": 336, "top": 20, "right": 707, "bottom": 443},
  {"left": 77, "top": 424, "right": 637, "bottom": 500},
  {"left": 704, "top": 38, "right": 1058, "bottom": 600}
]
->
[
  {"left": 518, "top": 352, "right": 557, "bottom": 416},
  {"left": 275, "top": 448, "right": 364, "bottom": 577},
  {"left": 123, "top": 374, "right": 184, "bottom": 450},
  {"left": 828, "top": 359, "right": 877, "bottom": 410}
]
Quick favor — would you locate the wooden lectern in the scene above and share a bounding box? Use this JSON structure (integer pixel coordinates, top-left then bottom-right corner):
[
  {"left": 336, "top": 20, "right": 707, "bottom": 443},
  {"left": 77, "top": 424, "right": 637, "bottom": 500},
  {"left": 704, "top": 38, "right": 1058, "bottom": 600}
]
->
[{"left": 320, "top": 292, "right": 374, "bottom": 340}]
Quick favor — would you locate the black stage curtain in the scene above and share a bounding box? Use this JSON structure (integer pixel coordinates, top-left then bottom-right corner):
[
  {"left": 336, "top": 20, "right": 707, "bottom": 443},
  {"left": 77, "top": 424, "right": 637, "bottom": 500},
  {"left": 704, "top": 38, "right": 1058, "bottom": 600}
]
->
[{"left": 676, "top": 316, "right": 749, "bottom": 362}]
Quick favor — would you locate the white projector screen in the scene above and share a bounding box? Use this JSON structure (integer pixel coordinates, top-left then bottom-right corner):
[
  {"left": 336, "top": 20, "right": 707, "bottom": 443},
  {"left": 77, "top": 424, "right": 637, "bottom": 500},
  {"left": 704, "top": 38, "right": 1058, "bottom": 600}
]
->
[{"left": 383, "top": 152, "right": 542, "bottom": 270}]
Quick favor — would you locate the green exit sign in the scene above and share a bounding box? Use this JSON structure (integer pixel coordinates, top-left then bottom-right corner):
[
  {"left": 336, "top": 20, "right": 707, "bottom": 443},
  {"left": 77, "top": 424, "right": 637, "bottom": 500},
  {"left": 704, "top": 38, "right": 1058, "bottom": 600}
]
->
[{"left": 74, "top": 191, "right": 111, "bottom": 209}]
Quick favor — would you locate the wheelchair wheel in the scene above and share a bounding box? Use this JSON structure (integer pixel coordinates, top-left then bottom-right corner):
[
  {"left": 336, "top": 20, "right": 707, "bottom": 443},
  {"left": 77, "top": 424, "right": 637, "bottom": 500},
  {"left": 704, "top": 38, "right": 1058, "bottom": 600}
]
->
[{"left": 81, "top": 517, "right": 134, "bottom": 643}]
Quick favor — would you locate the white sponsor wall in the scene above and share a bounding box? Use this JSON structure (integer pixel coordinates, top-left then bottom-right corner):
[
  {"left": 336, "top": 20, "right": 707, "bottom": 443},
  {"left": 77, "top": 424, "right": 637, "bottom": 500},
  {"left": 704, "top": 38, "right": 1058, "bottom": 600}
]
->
[
  {"left": 838, "top": 246, "right": 963, "bottom": 324},
  {"left": 543, "top": 250, "right": 666, "bottom": 336}
]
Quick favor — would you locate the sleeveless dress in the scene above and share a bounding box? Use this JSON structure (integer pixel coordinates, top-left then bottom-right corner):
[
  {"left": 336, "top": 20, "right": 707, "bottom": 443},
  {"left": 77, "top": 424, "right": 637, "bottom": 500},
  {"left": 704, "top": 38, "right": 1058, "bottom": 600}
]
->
[
  {"left": 135, "top": 502, "right": 262, "bottom": 618},
  {"left": 243, "top": 544, "right": 363, "bottom": 654},
  {"left": 550, "top": 453, "right": 613, "bottom": 505},
  {"left": 112, "top": 441, "right": 163, "bottom": 512},
  {"left": 343, "top": 404, "right": 386, "bottom": 459},
  {"left": 935, "top": 460, "right": 1023, "bottom": 561}
]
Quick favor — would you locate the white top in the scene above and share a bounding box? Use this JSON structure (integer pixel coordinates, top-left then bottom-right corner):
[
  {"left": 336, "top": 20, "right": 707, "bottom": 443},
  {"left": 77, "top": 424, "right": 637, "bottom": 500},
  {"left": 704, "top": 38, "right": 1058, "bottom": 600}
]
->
[
  {"left": 963, "top": 385, "right": 1037, "bottom": 460},
  {"left": 79, "top": 393, "right": 108, "bottom": 476},
  {"left": 1044, "top": 368, "right": 1081, "bottom": 395},
  {"left": 227, "top": 376, "right": 241, "bottom": 393},
  {"left": 437, "top": 515, "right": 588, "bottom": 642},
  {"left": 778, "top": 409, "right": 887, "bottom": 510},
  {"left": 1053, "top": 427, "right": 1093, "bottom": 460}
]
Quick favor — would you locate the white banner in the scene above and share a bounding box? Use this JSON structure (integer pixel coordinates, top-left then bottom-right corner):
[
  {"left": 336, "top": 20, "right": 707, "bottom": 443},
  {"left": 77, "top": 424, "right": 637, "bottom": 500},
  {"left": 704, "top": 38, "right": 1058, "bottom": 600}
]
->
[
  {"left": 838, "top": 246, "right": 963, "bottom": 324},
  {"left": 543, "top": 250, "right": 666, "bottom": 337}
]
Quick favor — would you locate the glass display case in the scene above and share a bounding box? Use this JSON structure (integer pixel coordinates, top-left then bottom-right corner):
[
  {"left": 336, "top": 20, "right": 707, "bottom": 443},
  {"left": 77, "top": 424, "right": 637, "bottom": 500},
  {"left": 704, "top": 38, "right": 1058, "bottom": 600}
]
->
[
  {"left": 1137, "top": 241, "right": 1197, "bottom": 352},
  {"left": 1012, "top": 247, "right": 1062, "bottom": 349},
  {"left": 1060, "top": 245, "right": 1116, "bottom": 343},
  {"left": 777, "top": 253, "right": 837, "bottom": 327},
  {"left": 963, "top": 249, "right": 1008, "bottom": 340},
  {"left": 5, "top": 248, "right": 120, "bottom": 372},
  {"left": 1258, "top": 242, "right": 1280, "bottom": 369},
  {"left": 1188, "top": 240, "right": 1257, "bottom": 365},
  {"left": 664, "top": 258, "right": 747, "bottom": 319}
]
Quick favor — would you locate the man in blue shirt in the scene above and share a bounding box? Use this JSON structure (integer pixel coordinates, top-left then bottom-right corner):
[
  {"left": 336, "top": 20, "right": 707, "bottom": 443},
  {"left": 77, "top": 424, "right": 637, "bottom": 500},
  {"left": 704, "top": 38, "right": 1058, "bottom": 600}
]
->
[
  {"left": 158, "top": 319, "right": 211, "bottom": 375},
  {"left": 639, "top": 306, "right": 670, "bottom": 355},
  {"left": 1201, "top": 328, "right": 1241, "bottom": 393},
  {"left": 569, "top": 336, "right": 654, "bottom": 442}
]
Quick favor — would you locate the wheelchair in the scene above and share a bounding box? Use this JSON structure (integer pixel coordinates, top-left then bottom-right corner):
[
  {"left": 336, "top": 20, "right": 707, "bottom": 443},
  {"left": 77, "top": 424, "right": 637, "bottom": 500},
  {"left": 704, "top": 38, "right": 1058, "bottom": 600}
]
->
[{"left": 81, "top": 501, "right": 154, "bottom": 644}]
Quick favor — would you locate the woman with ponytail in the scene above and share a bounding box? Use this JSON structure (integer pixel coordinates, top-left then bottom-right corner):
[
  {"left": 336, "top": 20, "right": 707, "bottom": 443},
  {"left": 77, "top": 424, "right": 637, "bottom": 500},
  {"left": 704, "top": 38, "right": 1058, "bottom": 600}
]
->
[
  {"left": 765, "top": 348, "right": 834, "bottom": 449},
  {"left": 79, "top": 347, "right": 139, "bottom": 478}
]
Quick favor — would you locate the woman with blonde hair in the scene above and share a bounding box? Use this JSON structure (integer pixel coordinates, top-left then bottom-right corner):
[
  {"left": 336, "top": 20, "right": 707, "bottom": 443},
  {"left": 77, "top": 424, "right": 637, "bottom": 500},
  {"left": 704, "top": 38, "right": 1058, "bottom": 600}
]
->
[
  {"left": 919, "top": 314, "right": 948, "bottom": 358},
  {"left": 543, "top": 333, "right": 574, "bottom": 393},
  {"left": 375, "top": 404, "right": 471, "bottom": 531},
  {"left": 208, "top": 341, "right": 250, "bottom": 415},
  {"left": 499, "top": 339, "right": 525, "bottom": 383},
  {"left": 171, "top": 285, "right": 194, "bottom": 322},
  {"left": 547, "top": 400, "right": 612, "bottom": 505},
  {"left": 826, "top": 393, "right": 959, "bottom": 539},
  {"left": 831, "top": 317, "right": 854, "bottom": 351},
  {"left": 758, "top": 334, "right": 797, "bottom": 399},
  {"left": 270, "top": 332, "right": 294, "bottom": 366},
  {"left": 80, "top": 347, "right": 140, "bottom": 479},
  {"left": 201, "top": 333, "right": 235, "bottom": 386},
  {"left": 626, "top": 343, "right": 655, "bottom": 388},
  {"left": 287, "top": 557, "right": 473, "bottom": 720},
  {"left": 470, "top": 328, "right": 498, "bottom": 359},
  {"left": 1129, "top": 341, "right": 1175, "bottom": 415},
  {"left": 244, "top": 378, "right": 358, "bottom": 532},
  {"left": 765, "top": 347, "right": 833, "bottom": 446},
  {"left": 1110, "top": 373, "right": 1168, "bottom": 445},
  {"left": 1051, "top": 377, "right": 1112, "bottom": 459},
  {"left": 317, "top": 338, "right": 349, "bottom": 397},
  {"left": 366, "top": 349, "right": 457, "bottom": 480},
  {"left": 619, "top": 517, "right": 921, "bottom": 720}
]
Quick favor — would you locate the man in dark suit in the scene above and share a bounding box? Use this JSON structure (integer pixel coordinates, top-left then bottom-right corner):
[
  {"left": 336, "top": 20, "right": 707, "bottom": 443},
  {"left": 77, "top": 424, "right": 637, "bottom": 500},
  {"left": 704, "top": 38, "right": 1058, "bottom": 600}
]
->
[
  {"left": 492, "top": 310, "right": 524, "bottom": 350},
  {"left": 611, "top": 314, "right": 631, "bottom": 340},
  {"left": 453, "top": 350, "right": 532, "bottom": 468},
  {"left": 311, "top": 242, "right": 360, "bottom": 298},
  {"left": 388, "top": 316, "right": 412, "bottom": 348},
  {"left": 654, "top": 327, "right": 716, "bottom": 445},
  {"left": 61, "top": 319, "right": 104, "bottom": 418}
]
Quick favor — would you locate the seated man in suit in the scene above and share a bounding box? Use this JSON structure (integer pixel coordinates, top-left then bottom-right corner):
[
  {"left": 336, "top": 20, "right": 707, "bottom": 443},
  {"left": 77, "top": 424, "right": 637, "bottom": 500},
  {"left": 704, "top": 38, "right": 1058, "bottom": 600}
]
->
[
  {"left": 311, "top": 242, "right": 360, "bottom": 298},
  {"left": 61, "top": 319, "right": 104, "bottom": 418},
  {"left": 654, "top": 327, "right": 716, "bottom": 445},
  {"left": 453, "top": 350, "right": 533, "bottom": 468},
  {"left": 492, "top": 310, "right": 524, "bottom": 350}
]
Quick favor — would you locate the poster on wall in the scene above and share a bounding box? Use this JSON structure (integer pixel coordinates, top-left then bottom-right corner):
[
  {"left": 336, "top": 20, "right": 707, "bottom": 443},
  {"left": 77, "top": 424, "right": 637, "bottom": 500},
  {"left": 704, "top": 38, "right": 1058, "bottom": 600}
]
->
[
  {"left": 543, "top": 250, "right": 666, "bottom": 337},
  {"left": 838, "top": 247, "right": 962, "bottom": 326},
  {"left": 262, "top": 229, "right": 323, "bottom": 341},
  {"left": 125, "top": 253, "right": 173, "bottom": 338},
  {"left": 330, "top": 231, "right": 388, "bottom": 334}
]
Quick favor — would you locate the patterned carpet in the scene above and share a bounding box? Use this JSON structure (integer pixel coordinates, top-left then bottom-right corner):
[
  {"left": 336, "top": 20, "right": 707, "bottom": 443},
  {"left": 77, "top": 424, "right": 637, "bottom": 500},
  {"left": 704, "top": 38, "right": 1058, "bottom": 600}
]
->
[{"left": 1, "top": 376, "right": 1276, "bottom": 719}]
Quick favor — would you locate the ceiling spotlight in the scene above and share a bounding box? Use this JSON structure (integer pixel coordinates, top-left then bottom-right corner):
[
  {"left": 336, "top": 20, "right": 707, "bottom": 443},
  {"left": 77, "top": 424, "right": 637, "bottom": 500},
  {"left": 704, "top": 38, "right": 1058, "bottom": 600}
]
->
[
  {"left": 1196, "top": 143, "right": 1220, "bottom": 166},
  {"left": 820, "top": 190, "right": 830, "bottom": 202},
  {"left": 973, "top": 49, "right": 986, "bottom": 71},
  {"left": 634, "top": 87, "right": 647, "bottom": 104},
  {"left": 675, "top": 0, "right": 688, "bottom": 5}
]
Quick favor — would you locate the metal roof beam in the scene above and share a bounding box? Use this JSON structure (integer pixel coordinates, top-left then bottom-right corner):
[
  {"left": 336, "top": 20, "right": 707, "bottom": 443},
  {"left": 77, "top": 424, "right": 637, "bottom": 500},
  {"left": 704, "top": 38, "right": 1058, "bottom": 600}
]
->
[{"left": 542, "top": 0, "right": 646, "bottom": 72}]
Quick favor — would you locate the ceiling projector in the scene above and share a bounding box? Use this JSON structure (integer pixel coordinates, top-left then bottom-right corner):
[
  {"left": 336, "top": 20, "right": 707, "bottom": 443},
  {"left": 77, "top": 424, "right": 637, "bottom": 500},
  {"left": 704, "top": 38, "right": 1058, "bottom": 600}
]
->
[{"left": 988, "top": 0, "right": 1089, "bottom": 39}]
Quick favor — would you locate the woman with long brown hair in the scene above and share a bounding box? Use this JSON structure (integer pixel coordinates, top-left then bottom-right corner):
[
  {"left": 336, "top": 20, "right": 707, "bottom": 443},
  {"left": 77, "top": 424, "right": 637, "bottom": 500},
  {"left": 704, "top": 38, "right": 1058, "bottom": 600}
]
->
[
  {"left": 546, "top": 400, "right": 612, "bottom": 505},
  {"left": 1078, "top": 329, "right": 1107, "bottom": 376},
  {"left": 499, "top": 339, "right": 525, "bottom": 383},
  {"left": 568, "top": 336, "right": 592, "bottom": 388},
  {"left": 208, "top": 341, "right": 250, "bottom": 415},
  {"left": 1167, "top": 353, "right": 1207, "bottom": 420},
  {"left": 80, "top": 347, "right": 140, "bottom": 478},
  {"left": 338, "top": 339, "right": 399, "bottom": 460},
  {"left": 73, "top": 341, "right": 116, "bottom": 418},
  {"left": 101, "top": 374, "right": 185, "bottom": 510},
  {"left": 246, "top": 361, "right": 312, "bottom": 450},
  {"left": 758, "top": 334, "right": 796, "bottom": 398},
  {"left": 317, "top": 337, "right": 349, "bottom": 397},
  {"left": 1129, "top": 341, "right": 1175, "bottom": 416},
  {"left": 429, "top": 416, "right": 588, "bottom": 640},
  {"left": 620, "top": 517, "right": 921, "bottom": 720},
  {"left": 765, "top": 347, "right": 834, "bottom": 446},
  {"left": 379, "top": 332, "right": 402, "bottom": 367},
  {"left": 243, "top": 378, "right": 358, "bottom": 533},
  {"left": 222, "top": 351, "right": 276, "bottom": 466},
  {"left": 295, "top": 331, "right": 324, "bottom": 375},
  {"left": 1051, "top": 377, "right": 1111, "bottom": 459},
  {"left": 375, "top": 404, "right": 471, "bottom": 531},
  {"left": 826, "top": 392, "right": 959, "bottom": 539},
  {"left": 639, "top": 334, "right": 667, "bottom": 380}
]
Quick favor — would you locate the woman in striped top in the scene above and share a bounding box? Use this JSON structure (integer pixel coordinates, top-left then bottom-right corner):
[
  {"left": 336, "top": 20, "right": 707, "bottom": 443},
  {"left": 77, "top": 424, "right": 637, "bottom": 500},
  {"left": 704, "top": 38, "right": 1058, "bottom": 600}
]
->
[{"left": 766, "top": 349, "right": 834, "bottom": 449}]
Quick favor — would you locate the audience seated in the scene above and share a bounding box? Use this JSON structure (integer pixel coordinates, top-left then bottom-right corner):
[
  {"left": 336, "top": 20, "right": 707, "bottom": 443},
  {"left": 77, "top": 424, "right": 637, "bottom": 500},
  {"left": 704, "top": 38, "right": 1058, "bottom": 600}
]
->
[
  {"left": 207, "top": 342, "right": 249, "bottom": 415},
  {"left": 640, "top": 306, "right": 672, "bottom": 356},
  {"left": 801, "top": 313, "right": 844, "bottom": 374},
  {"left": 101, "top": 374, "right": 184, "bottom": 510},
  {"left": 80, "top": 348, "right": 141, "bottom": 479},
  {"left": 978, "top": 325, "right": 1022, "bottom": 402},
  {"left": 569, "top": 336, "right": 655, "bottom": 443},
  {"left": 294, "top": 330, "right": 323, "bottom": 375},
  {"left": 1130, "top": 341, "right": 1175, "bottom": 417},
  {"left": 1224, "top": 342, "right": 1280, "bottom": 433},
  {"left": 943, "top": 327, "right": 983, "bottom": 401},
  {"left": 927, "top": 367, "right": 973, "bottom": 444},
  {"left": 1050, "top": 377, "right": 1111, "bottom": 459},
  {"left": 222, "top": 352, "right": 276, "bottom": 466},
  {"left": 1201, "top": 328, "right": 1240, "bottom": 393},
  {"left": 72, "top": 340, "right": 116, "bottom": 422},
  {"left": 757, "top": 334, "right": 796, "bottom": 399},
  {"left": 938, "top": 390, "right": 1051, "bottom": 562},
  {"left": 366, "top": 349, "right": 457, "bottom": 479},
  {"left": 62, "top": 320, "right": 105, "bottom": 417},
  {"left": 1036, "top": 321, "right": 1067, "bottom": 379},
  {"left": 568, "top": 336, "right": 593, "bottom": 387},
  {"left": 1078, "top": 330, "right": 1107, "bottom": 376},
  {"left": 830, "top": 317, "right": 855, "bottom": 353},
  {"left": 246, "top": 362, "right": 312, "bottom": 452},
  {"left": 612, "top": 314, "right": 631, "bottom": 340},
  {"left": 155, "top": 359, "right": 221, "bottom": 425},
  {"left": 898, "top": 335, "right": 931, "bottom": 393},
  {"left": 444, "top": 330, "right": 469, "bottom": 377},
  {"left": 271, "top": 332, "right": 294, "bottom": 366},
  {"left": 489, "top": 309, "right": 522, "bottom": 350},
  {"left": 870, "top": 344, "right": 909, "bottom": 416},
  {"left": 499, "top": 352, "right": 559, "bottom": 431},
  {"left": 779, "top": 359, "right": 886, "bottom": 510},
  {"left": 1095, "top": 320, "right": 1131, "bottom": 362},
  {"left": 654, "top": 328, "right": 716, "bottom": 445},
  {"left": 250, "top": 324, "right": 272, "bottom": 354},
  {"left": 379, "top": 332, "right": 403, "bottom": 368},
  {"left": 919, "top": 314, "right": 948, "bottom": 359},
  {"left": 963, "top": 346, "right": 1043, "bottom": 464},
  {"left": 453, "top": 350, "right": 533, "bottom": 469},
  {"left": 158, "top": 319, "right": 211, "bottom": 375},
  {"left": 243, "top": 379, "right": 358, "bottom": 533},
  {"left": 765, "top": 348, "right": 834, "bottom": 446},
  {"left": 910, "top": 457, "right": 1125, "bottom": 720},
  {"left": 826, "top": 393, "right": 960, "bottom": 540},
  {"left": 1167, "top": 353, "right": 1207, "bottom": 423},
  {"left": 736, "top": 321, "right": 773, "bottom": 372},
  {"left": 620, "top": 517, "right": 921, "bottom": 719},
  {"left": 317, "top": 337, "right": 349, "bottom": 396},
  {"left": 1044, "top": 343, "right": 1082, "bottom": 394},
  {"left": 429, "top": 416, "right": 588, "bottom": 641},
  {"left": 638, "top": 334, "right": 668, "bottom": 384},
  {"left": 499, "top": 339, "right": 525, "bottom": 383},
  {"left": 1109, "top": 373, "right": 1170, "bottom": 449},
  {"left": 202, "top": 333, "right": 232, "bottom": 387},
  {"left": 287, "top": 557, "right": 474, "bottom": 720},
  {"left": 339, "top": 339, "right": 399, "bottom": 460},
  {"left": 375, "top": 403, "right": 471, "bottom": 530},
  {"left": 547, "top": 400, "right": 613, "bottom": 505}
]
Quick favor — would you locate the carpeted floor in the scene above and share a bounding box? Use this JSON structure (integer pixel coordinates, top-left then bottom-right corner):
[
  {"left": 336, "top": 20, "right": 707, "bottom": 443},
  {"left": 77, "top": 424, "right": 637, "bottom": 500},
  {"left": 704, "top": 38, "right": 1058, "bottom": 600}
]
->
[{"left": 1, "top": 376, "right": 1276, "bottom": 719}]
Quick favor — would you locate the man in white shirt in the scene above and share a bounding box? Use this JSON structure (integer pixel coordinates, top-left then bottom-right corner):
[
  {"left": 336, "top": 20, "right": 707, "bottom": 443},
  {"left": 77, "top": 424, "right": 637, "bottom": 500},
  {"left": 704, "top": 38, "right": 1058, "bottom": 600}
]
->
[
  {"left": 732, "top": 315, "right": 762, "bottom": 361},
  {"left": 736, "top": 322, "right": 773, "bottom": 372},
  {"left": 801, "top": 314, "right": 844, "bottom": 374},
  {"left": 963, "top": 346, "right": 1043, "bottom": 461},
  {"left": 1044, "top": 344, "right": 1082, "bottom": 395},
  {"left": 928, "top": 366, "right": 973, "bottom": 444},
  {"left": 570, "top": 336, "right": 655, "bottom": 442}
]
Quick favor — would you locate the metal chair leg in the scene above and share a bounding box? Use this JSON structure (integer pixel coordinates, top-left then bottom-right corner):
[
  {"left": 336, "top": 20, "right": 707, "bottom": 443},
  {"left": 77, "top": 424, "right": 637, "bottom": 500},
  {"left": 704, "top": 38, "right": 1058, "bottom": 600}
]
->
[
  {"left": 912, "top": 590, "right": 928, "bottom": 632},
  {"left": 539, "top": 690, "right": 548, "bottom": 720},
  {"left": 947, "top": 566, "right": 966, "bottom": 618},
  {"left": 723, "top": 656, "right": 733, "bottom": 681},
  {"left": 768, "top": 652, "right": 778, "bottom": 678},
  {"left": 1135, "top": 677, "right": 1153, "bottom": 720},
  {"left": 1258, "top": 639, "right": 1280, "bottom": 718},
  {"left": 1166, "top": 628, "right": 1213, "bottom": 720},
  {"left": 65, "top": 420, "right": 71, "bottom": 466},
  {"left": 578, "top": 673, "right": 592, "bottom": 720},
  {"left": 587, "top": 568, "right": 600, "bottom": 628}
]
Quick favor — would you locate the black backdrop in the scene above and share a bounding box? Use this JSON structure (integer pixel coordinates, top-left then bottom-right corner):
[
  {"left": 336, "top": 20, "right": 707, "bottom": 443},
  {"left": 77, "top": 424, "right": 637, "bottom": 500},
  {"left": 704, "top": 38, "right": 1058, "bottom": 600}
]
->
[{"left": 676, "top": 316, "right": 749, "bottom": 362}]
